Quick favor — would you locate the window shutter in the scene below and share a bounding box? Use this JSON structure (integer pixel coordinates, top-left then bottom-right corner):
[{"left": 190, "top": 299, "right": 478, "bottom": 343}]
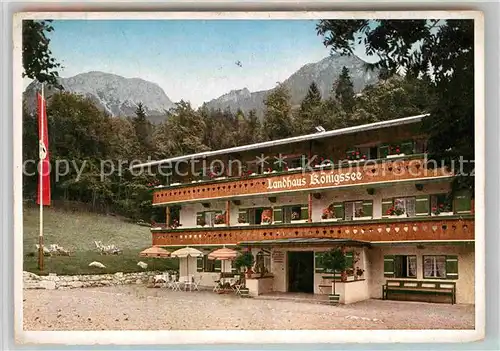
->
[
  {"left": 401, "top": 140, "right": 415, "bottom": 155},
  {"left": 314, "top": 252, "right": 324, "bottom": 273},
  {"left": 378, "top": 144, "right": 390, "bottom": 158},
  {"left": 415, "top": 195, "right": 430, "bottom": 216},
  {"left": 384, "top": 255, "right": 395, "bottom": 277},
  {"left": 238, "top": 209, "right": 247, "bottom": 224},
  {"left": 345, "top": 252, "right": 354, "bottom": 269},
  {"left": 454, "top": 190, "right": 471, "bottom": 214},
  {"left": 382, "top": 199, "right": 393, "bottom": 217},
  {"left": 273, "top": 208, "right": 282, "bottom": 223},
  {"left": 231, "top": 262, "right": 237, "bottom": 273},
  {"left": 197, "top": 257, "right": 204, "bottom": 272},
  {"left": 445, "top": 256, "right": 459, "bottom": 279},
  {"left": 333, "top": 202, "right": 344, "bottom": 220},
  {"left": 300, "top": 205, "right": 308, "bottom": 220},
  {"left": 362, "top": 200, "right": 373, "bottom": 217},
  {"left": 214, "top": 259, "right": 221, "bottom": 272}
]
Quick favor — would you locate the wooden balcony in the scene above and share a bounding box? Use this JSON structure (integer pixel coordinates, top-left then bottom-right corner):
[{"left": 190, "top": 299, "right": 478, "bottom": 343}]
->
[
  {"left": 152, "top": 157, "right": 452, "bottom": 205},
  {"left": 151, "top": 216, "right": 474, "bottom": 247}
]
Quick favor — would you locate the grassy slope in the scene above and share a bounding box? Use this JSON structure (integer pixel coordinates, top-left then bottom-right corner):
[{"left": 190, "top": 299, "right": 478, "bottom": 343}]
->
[{"left": 23, "top": 206, "right": 177, "bottom": 275}]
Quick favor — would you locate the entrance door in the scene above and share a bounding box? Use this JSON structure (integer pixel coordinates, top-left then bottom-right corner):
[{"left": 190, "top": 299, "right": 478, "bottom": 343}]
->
[{"left": 287, "top": 251, "right": 314, "bottom": 293}]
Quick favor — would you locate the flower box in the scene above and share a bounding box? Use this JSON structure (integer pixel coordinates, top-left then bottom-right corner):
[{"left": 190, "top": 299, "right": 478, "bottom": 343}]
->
[
  {"left": 250, "top": 173, "right": 258, "bottom": 177},
  {"left": 237, "top": 223, "right": 250, "bottom": 226},
  {"left": 214, "top": 176, "right": 227, "bottom": 180},
  {"left": 291, "top": 219, "right": 308, "bottom": 224},
  {"left": 315, "top": 163, "right": 333, "bottom": 168},
  {"left": 347, "top": 160, "right": 363, "bottom": 164},
  {"left": 386, "top": 214, "right": 407, "bottom": 219},
  {"left": 353, "top": 216, "right": 373, "bottom": 221},
  {"left": 321, "top": 218, "right": 340, "bottom": 222},
  {"left": 214, "top": 223, "right": 227, "bottom": 227},
  {"left": 386, "top": 153, "right": 406, "bottom": 159},
  {"left": 432, "top": 212, "right": 454, "bottom": 216},
  {"left": 287, "top": 167, "right": 303, "bottom": 172},
  {"left": 261, "top": 222, "right": 271, "bottom": 225},
  {"left": 154, "top": 185, "right": 165, "bottom": 189}
]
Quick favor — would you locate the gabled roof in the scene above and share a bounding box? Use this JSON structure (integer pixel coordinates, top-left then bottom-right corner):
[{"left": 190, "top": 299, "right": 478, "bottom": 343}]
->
[{"left": 132, "top": 114, "right": 428, "bottom": 169}]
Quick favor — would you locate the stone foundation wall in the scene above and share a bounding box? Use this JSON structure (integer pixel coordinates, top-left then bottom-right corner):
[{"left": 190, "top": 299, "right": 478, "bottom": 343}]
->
[{"left": 23, "top": 271, "right": 157, "bottom": 290}]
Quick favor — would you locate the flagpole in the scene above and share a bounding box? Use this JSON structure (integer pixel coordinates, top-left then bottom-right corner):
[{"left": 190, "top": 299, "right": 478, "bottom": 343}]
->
[{"left": 38, "top": 83, "right": 44, "bottom": 272}]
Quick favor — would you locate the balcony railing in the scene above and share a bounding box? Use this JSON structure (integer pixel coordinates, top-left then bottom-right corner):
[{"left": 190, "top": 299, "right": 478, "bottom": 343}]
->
[
  {"left": 152, "top": 155, "right": 453, "bottom": 205},
  {"left": 151, "top": 216, "right": 474, "bottom": 246}
]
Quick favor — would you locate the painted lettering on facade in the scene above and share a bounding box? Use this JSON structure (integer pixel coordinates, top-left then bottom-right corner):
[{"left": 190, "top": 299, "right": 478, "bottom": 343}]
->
[{"left": 267, "top": 171, "right": 363, "bottom": 190}]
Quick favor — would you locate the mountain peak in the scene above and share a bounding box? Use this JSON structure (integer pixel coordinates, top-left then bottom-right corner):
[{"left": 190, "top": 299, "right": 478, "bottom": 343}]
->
[
  {"left": 23, "top": 72, "right": 174, "bottom": 122},
  {"left": 205, "top": 55, "right": 379, "bottom": 116}
]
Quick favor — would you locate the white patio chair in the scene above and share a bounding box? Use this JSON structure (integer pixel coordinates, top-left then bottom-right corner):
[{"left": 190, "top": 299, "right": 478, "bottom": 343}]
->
[
  {"left": 181, "top": 275, "right": 193, "bottom": 291},
  {"left": 213, "top": 277, "right": 222, "bottom": 292},
  {"left": 171, "top": 275, "right": 181, "bottom": 291},
  {"left": 192, "top": 275, "right": 201, "bottom": 291}
]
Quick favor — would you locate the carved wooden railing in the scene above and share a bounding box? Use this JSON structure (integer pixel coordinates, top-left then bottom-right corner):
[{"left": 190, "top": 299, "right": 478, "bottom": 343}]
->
[
  {"left": 152, "top": 157, "right": 452, "bottom": 205},
  {"left": 151, "top": 216, "right": 474, "bottom": 246}
]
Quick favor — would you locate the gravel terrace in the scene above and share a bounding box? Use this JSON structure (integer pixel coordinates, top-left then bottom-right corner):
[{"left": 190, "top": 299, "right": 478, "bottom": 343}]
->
[{"left": 23, "top": 286, "right": 474, "bottom": 330}]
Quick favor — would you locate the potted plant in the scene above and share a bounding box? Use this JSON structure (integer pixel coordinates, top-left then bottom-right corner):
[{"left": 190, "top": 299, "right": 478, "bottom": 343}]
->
[
  {"left": 197, "top": 216, "right": 206, "bottom": 227},
  {"left": 238, "top": 215, "right": 249, "bottom": 226},
  {"left": 386, "top": 205, "right": 405, "bottom": 218},
  {"left": 355, "top": 267, "right": 365, "bottom": 280},
  {"left": 386, "top": 144, "right": 405, "bottom": 158},
  {"left": 432, "top": 203, "right": 453, "bottom": 216},
  {"left": 320, "top": 248, "right": 348, "bottom": 305},
  {"left": 261, "top": 209, "right": 273, "bottom": 225},
  {"left": 214, "top": 213, "right": 226, "bottom": 227},
  {"left": 321, "top": 204, "right": 338, "bottom": 222},
  {"left": 234, "top": 251, "right": 255, "bottom": 279}
]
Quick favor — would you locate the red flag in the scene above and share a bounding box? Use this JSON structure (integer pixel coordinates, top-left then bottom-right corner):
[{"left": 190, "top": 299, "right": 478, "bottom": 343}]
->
[{"left": 37, "top": 93, "right": 51, "bottom": 206}]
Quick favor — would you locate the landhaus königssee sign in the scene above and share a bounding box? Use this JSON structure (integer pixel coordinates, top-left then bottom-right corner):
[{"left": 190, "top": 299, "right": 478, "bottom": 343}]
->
[{"left": 267, "top": 171, "right": 363, "bottom": 190}]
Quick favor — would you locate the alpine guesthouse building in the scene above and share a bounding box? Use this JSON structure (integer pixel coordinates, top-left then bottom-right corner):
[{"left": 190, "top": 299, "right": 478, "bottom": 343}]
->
[{"left": 144, "top": 115, "right": 474, "bottom": 304}]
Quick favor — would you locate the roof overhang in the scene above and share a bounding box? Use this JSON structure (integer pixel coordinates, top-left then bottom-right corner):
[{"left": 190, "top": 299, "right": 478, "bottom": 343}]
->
[{"left": 132, "top": 114, "right": 428, "bottom": 169}]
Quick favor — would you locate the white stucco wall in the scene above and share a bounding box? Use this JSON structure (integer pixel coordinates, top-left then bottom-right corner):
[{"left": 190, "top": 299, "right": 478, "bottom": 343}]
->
[
  {"left": 177, "top": 181, "right": 452, "bottom": 227},
  {"left": 367, "top": 243, "right": 475, "bottom": 304}
]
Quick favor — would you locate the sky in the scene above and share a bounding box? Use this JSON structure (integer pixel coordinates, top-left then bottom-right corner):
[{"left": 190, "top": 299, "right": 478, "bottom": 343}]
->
[{"left": 24, "top": 20, "right": 372, "bottom": 107}]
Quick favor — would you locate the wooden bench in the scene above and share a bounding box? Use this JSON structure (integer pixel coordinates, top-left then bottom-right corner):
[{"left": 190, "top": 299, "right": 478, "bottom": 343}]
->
[{"left": 382, "top": 280, "right": 456, "bottom": 304}]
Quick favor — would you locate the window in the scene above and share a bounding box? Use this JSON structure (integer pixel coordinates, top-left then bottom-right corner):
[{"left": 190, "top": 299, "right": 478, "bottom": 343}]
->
[
  {"left": 423, "top": 256, "right": 447, "bottom": 278},
  {"left": 384, "top": 255, "right": 416, "bottom": 278},
  {"left": 394, "top": 255, "right": 417, "bottom": 278},
  {"left": 282, "top": 205, "right": 307, "bottom": 223},
  {"left": 197, "top": 255, "right": 219, "bottom": 272},
  {"left": 415, "top": 139, "right": 427, "bottom": 154},
  {"left": 430, "top": 193, "right": 452, "bottom": 214},
  {"left": 196, "top": 211, "right": 222, "bottom": 227},
  {"left": 246, "top": 208, "right": 272, "bottom": 225},
  {"left": 344, "top": 200, "right": 373, "bottom": 220},
  {"left": 344, "top": 201, "right": 364, "bottom": 220},
  {"left": 394, "top": 197, "right": 416, "bottom": 217},
  {"left": 203, "top": 256, "right": 216, "bottom": 272},
  {"left": 255, "top": 250, "right": 271, "bottom": 276}
]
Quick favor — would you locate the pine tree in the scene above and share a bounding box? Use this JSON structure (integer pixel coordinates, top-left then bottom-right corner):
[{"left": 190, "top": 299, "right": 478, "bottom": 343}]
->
[
  {"left": 334, "top": 66, "right": 355, "bottom": 113},
  {"left": 132, "top": 102, "right": 153, "bottom": 159},
  {"left": 262, "top": 83, "right": 293, "bottom": 140},
  {"left": 296, "top": 82, "right": 323, "bottom": 134}
]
